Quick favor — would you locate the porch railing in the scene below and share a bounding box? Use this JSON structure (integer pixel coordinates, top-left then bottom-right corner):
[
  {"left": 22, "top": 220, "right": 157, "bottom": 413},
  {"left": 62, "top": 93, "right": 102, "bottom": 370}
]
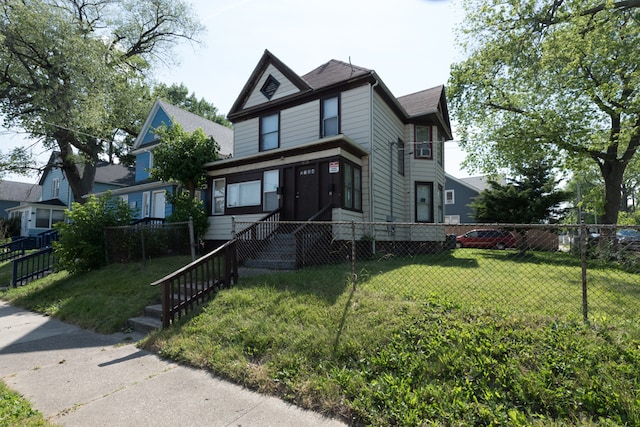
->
[
  {"left": 150, "top": 240, "right": 238, "bottom": 327},
  {"left": 12, "top": 247, "right": 56, "bottom": 287},
  {"left": 234, "top": 208, "right": 282, "bottom": 264}
]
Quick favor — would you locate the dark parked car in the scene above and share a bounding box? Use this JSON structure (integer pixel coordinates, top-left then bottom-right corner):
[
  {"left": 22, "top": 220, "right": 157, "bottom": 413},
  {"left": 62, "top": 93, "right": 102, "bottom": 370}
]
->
[
  {"left": 455, "top": 229, "right": 516, "bottom": 250},
  {"left": 617, "top": 228, "right": 640, "bottom": 250}
]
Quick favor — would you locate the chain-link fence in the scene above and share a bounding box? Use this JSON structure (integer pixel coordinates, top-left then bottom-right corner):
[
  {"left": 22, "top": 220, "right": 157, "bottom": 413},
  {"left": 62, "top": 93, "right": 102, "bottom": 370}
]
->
[
  {"left": 233, "top": 220, "right": 640, "bottom": 329},
  {"left": 104, "top": 221, "right": 195, "bottom": 264}
]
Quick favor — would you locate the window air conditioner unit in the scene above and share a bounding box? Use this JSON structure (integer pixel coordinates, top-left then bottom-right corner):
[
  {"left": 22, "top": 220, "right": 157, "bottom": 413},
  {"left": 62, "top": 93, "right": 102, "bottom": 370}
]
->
[{"left": 418, "top": 147, "right": 431, "bottom": 158}]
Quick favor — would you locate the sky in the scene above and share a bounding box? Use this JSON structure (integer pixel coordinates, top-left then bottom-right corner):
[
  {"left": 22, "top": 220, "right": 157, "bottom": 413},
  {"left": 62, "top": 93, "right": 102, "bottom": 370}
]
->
[{"left": 1, "top": 0, "right": 470, "bottom": 183}]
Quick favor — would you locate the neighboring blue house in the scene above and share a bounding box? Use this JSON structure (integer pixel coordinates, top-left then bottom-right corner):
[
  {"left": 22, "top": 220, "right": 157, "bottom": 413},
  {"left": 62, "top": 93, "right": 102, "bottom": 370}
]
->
[
  {"left": 98, "top": 99, "right": 233, "bottom": 220},
  {"left": 444, "top": 174, "right": 505, "bottom": 224},
  {"left": 6, "top": 153, "right": 135, "bottom": 237}
]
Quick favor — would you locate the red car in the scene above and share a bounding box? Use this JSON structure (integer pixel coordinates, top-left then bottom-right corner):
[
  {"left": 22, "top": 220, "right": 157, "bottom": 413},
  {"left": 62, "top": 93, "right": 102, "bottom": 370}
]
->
[{"left": 455, "top": 229, "right": 516, "bottom": 250}]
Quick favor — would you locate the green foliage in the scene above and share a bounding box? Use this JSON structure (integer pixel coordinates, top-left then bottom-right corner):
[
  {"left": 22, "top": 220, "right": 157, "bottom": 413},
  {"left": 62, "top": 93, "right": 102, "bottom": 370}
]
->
[
  {"left": 0, "top": 0, "right": 203, "bottom": 203},
  {"left": 166, "top": 191, "right": 209, "bottom": 238},
  {"left": 471, "top": 162, "right": 569, "bottom": 223},
  {"left": 153, "top": 83, "right": 231, "bottom": 127},
  {"left": 54, "top": 193, "right": 134, "bottom": 274},
  {"left": 0, "top": 380, "right": 51, "bottom": 426},
  {"left": 0, "top": 216, "right": 20, "bottom": 239},
  {"left": 0, "top": 147, "right": 34, "bottom": 177},
  {"left": 149, "top": 123, "right": 220, "bottom": 198},
  {"left": 449, "top": 0, "right": 640, "bottom": 224}
]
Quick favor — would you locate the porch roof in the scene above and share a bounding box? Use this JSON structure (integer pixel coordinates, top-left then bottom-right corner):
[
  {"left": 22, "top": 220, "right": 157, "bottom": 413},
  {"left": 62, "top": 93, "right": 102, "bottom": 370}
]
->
[{"left": 203, "top": 135, "right": 368, "bottom": 172}]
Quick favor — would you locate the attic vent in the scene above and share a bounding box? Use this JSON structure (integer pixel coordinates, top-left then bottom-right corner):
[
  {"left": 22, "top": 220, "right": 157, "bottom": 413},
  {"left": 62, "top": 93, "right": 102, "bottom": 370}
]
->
[{"left": 260, "top": 75, "right": 280, "bottom": 100}]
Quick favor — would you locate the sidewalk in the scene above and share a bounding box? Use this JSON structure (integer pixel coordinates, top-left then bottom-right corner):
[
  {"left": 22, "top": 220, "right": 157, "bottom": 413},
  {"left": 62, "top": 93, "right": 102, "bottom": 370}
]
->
[{"left": 0, "top": 301, "right": 347, "bottom": 426}]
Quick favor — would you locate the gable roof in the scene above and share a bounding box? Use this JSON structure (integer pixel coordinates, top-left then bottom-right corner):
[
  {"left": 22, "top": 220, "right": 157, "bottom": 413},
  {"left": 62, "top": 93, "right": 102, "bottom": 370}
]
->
[
  {"left": 38, "top": 152, "right": 135, "bottom": 188},
  {"left": 0, "top": 180, "right": 41, "bottom": 203},
  {"left": 301, "top": 59, "right": 372, "bottom": 90},
  {"left": 397, "top": 86, "right": 452, "bottom": 140},
  {"left": 133, "top": 99, "right": 233, "bottom": 157},
  {"left": 227, "top": 50, "right": 452, "bottom": 141}
]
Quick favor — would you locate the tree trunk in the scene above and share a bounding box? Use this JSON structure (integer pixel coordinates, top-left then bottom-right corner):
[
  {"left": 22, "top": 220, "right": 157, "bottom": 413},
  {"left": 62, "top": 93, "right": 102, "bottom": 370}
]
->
[
  {"left": 599, "top": 159, "right": 626, "bottom": 224},
  {"left": 55, "top": 131, "right": 101, "bottom": 205}
]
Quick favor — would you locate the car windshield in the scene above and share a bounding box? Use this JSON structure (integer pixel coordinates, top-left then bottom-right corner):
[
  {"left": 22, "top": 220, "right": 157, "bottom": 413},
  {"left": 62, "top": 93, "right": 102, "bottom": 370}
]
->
[{"left": 618, "top": 229, "right": 640, "bottom": 237}]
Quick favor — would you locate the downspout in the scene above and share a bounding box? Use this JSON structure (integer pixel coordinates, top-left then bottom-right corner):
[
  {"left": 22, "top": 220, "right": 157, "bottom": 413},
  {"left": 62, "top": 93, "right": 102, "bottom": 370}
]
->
[
  {"left": 369, "top": 78, "right": 379, "bottom": 224},
  {"left": 370, "top": 78, "right": 379, "bottom": 254}
]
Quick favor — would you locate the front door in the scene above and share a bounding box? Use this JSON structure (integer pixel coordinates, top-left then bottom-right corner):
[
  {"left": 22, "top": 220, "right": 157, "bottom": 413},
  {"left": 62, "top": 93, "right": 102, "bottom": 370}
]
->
[
  {"left": 152, "top": 191, "right": 166, "bottom": 218},
  {"left": 294, "top": 165, "right": 319, "bottom": 220}
]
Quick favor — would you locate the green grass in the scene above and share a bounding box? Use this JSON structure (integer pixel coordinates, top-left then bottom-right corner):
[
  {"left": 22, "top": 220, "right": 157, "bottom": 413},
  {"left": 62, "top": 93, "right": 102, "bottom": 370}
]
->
[
  {"left": 0, "top": 381, "right": 54, "bottom": 426},
  {"left": 2, "top": 250, "right": 639, "bottom": 425},
  {"left": 0, "top": 256, "right": 191, "bottom": 333}
]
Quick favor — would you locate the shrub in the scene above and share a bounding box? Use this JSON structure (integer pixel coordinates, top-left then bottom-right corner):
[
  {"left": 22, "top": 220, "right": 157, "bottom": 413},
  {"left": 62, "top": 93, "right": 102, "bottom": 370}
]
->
[
  {"left": 54, "top": 193, "right": 134, "bottom": 273},
  {"left": 166, "top": 191, "right": 208, "bottom": 238}
]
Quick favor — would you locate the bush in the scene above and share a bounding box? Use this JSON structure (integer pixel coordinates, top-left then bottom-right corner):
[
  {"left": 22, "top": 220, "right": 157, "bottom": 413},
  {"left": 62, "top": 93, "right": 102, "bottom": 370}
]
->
[
  {"left": 54, "top": 193, "right": 134, "bottom": 273},
  {"left": 166, "top": 191, "right": 208, "bottom": 238}
]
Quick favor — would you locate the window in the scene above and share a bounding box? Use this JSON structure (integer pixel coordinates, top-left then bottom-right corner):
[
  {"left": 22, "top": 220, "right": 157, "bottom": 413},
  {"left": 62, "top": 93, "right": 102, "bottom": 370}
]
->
[
  {"left": 437, "top": 184, "right": 444, "bottom": 223},
  {"left": 437, "top": 139, "right": 444, "bottom": 167},
  {"left": 415, "top": 182, "right": 433, "bottom": 222},
  {"left": 263, "top": 170, "right": 279, "bottom": 211},
  {"left": 344, "top": 163, "right": 362, "bottom": 210},
  {"left": 227, "top": 181, "right": 261, "bottom": 208},
  {"left": 119, "top": 194, "right": 129, "bottom": 204},
  {"left": 52, "top": 178, "right": 60, "bottom": 198},
  {"left": 414, "top": 125, "right": 433, "bottom": 159},
  {"left": 260, "top": 113, "right": 279, "bottom": 151},
  {"left": 35, "top": 208, "right": 65, "bottom": 228},
  {"left": 445, "top": 190, "right": 455, "bottom": 205},
  {"left": 321, "top": 96, "right": 339, "bottom": 137},
  {"left": 212, "top": 178, "right": 225, "bottom": 215},
  {"left": 445, "top": 215, "right": 460, "bottom": 225},
  {"left": 397, "top": 139, "right": 405, "bottom": 176}
]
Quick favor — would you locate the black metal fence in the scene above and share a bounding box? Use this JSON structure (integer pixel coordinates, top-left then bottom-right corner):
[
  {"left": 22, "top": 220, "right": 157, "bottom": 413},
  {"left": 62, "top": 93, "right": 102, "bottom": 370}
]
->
[{"left": 233, "top": 220, "right": 640, "bottom": 329}]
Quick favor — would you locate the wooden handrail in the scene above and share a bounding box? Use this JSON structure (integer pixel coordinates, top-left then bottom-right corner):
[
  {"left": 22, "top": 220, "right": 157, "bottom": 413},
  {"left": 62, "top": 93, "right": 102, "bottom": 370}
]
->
[
  {"left": 235, "top": 208, "right": 282, "bottom": 240},
  {"left": 151, "top": 239, "right": 238, "bottom": 327}
]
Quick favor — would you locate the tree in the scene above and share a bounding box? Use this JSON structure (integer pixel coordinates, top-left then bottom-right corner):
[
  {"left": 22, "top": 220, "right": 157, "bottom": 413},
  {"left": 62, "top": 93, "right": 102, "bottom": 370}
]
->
[
  {"left": 153, "top": 83, "right": 231, "bottom": 128},
  {"left": 0, "top": 0, "right": 204, "bottom": 203},
  {"left": 449, "top": 0, "right": 640, "bottom": 224},
  {"left": 471, "top": 163, "right": 568, "bottom": 224},
  {"left": 149, "top": 123, "right": 220, "bottom": 198},
  {"left": 0, "top": 147, "right": 34, "bottom": 177}
]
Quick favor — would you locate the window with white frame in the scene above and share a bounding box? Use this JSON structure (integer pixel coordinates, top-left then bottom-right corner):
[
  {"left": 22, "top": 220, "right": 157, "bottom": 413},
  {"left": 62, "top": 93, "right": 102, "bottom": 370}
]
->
[
  {"left": 414, "top": 125, "right": 433, "bottom": 159},
  {"left": 119, "top": 194, "right": 129, "bottom": 204},
  {"left": 227, "top": 180, "right": 261, "bottom": 208},
  {"left": 415, "top": 182, "right": 433, "bottom": 222},
  {"left": 52, "top": 178, "right": 60, "bottom": 198},
  {"left": 445, "top": 215, "right": 460, "bottom": 225},
  {"left": 35, "top": 208, "right": 65, "bottom": 228},
  {"left": 263, "top": 170, "right": 279, "bottom": 211},
  {"left": 212, "top": 178, "right": 225, "bottom": 215},
  {"left": 445, "top": 189, "right": 455, "bottom": 205},
  {"left": 260, "top": 113, "right": 279, "bottom": 151},
  {"left": 321, "top": 96, "right": 339, "bottom": 137}
]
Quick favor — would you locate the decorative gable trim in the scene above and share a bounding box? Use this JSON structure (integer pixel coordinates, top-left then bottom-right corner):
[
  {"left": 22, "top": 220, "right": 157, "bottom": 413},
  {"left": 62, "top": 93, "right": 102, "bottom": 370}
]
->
[
  {"left": 227, "top": 49, "right": 312, "bottom": 119},
  {"left": 260, "top": 75, "right": 280, "bottom": 100}
]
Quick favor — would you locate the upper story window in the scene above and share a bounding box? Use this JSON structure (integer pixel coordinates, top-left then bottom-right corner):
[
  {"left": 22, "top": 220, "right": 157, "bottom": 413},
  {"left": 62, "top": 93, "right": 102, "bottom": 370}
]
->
[
  {"left": 321, "top": 96, "right": 339, "bottom": 137},
  {"left": 414, "top": 125, "right": 433, "bottom": 160},
  {"left": 260, "top": 113, "right": 279, "bottom": 151},
  {"left": 397, "top": 139, "right": 405, "bottom": 176},
  {"left": 445, "top": 189, "right": 455, "bottom": 205},
  {"left": 51, "top": 178, "right": 60, "bottom": 198}
]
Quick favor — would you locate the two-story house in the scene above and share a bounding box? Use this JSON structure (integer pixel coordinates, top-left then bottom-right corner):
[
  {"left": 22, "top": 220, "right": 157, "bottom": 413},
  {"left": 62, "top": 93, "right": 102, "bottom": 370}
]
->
[
  {"left": 203, "top": 50, "right": 452, "bottom": 249},
  {"left": 99, "top": 99, "right": 233, "bottom": 220}
]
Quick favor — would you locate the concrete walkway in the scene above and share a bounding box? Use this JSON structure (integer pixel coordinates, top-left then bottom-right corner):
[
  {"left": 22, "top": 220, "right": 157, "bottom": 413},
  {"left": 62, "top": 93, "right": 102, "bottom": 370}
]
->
[{"left": 0, "top": 301, "right": 347, "bottom": 426}]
